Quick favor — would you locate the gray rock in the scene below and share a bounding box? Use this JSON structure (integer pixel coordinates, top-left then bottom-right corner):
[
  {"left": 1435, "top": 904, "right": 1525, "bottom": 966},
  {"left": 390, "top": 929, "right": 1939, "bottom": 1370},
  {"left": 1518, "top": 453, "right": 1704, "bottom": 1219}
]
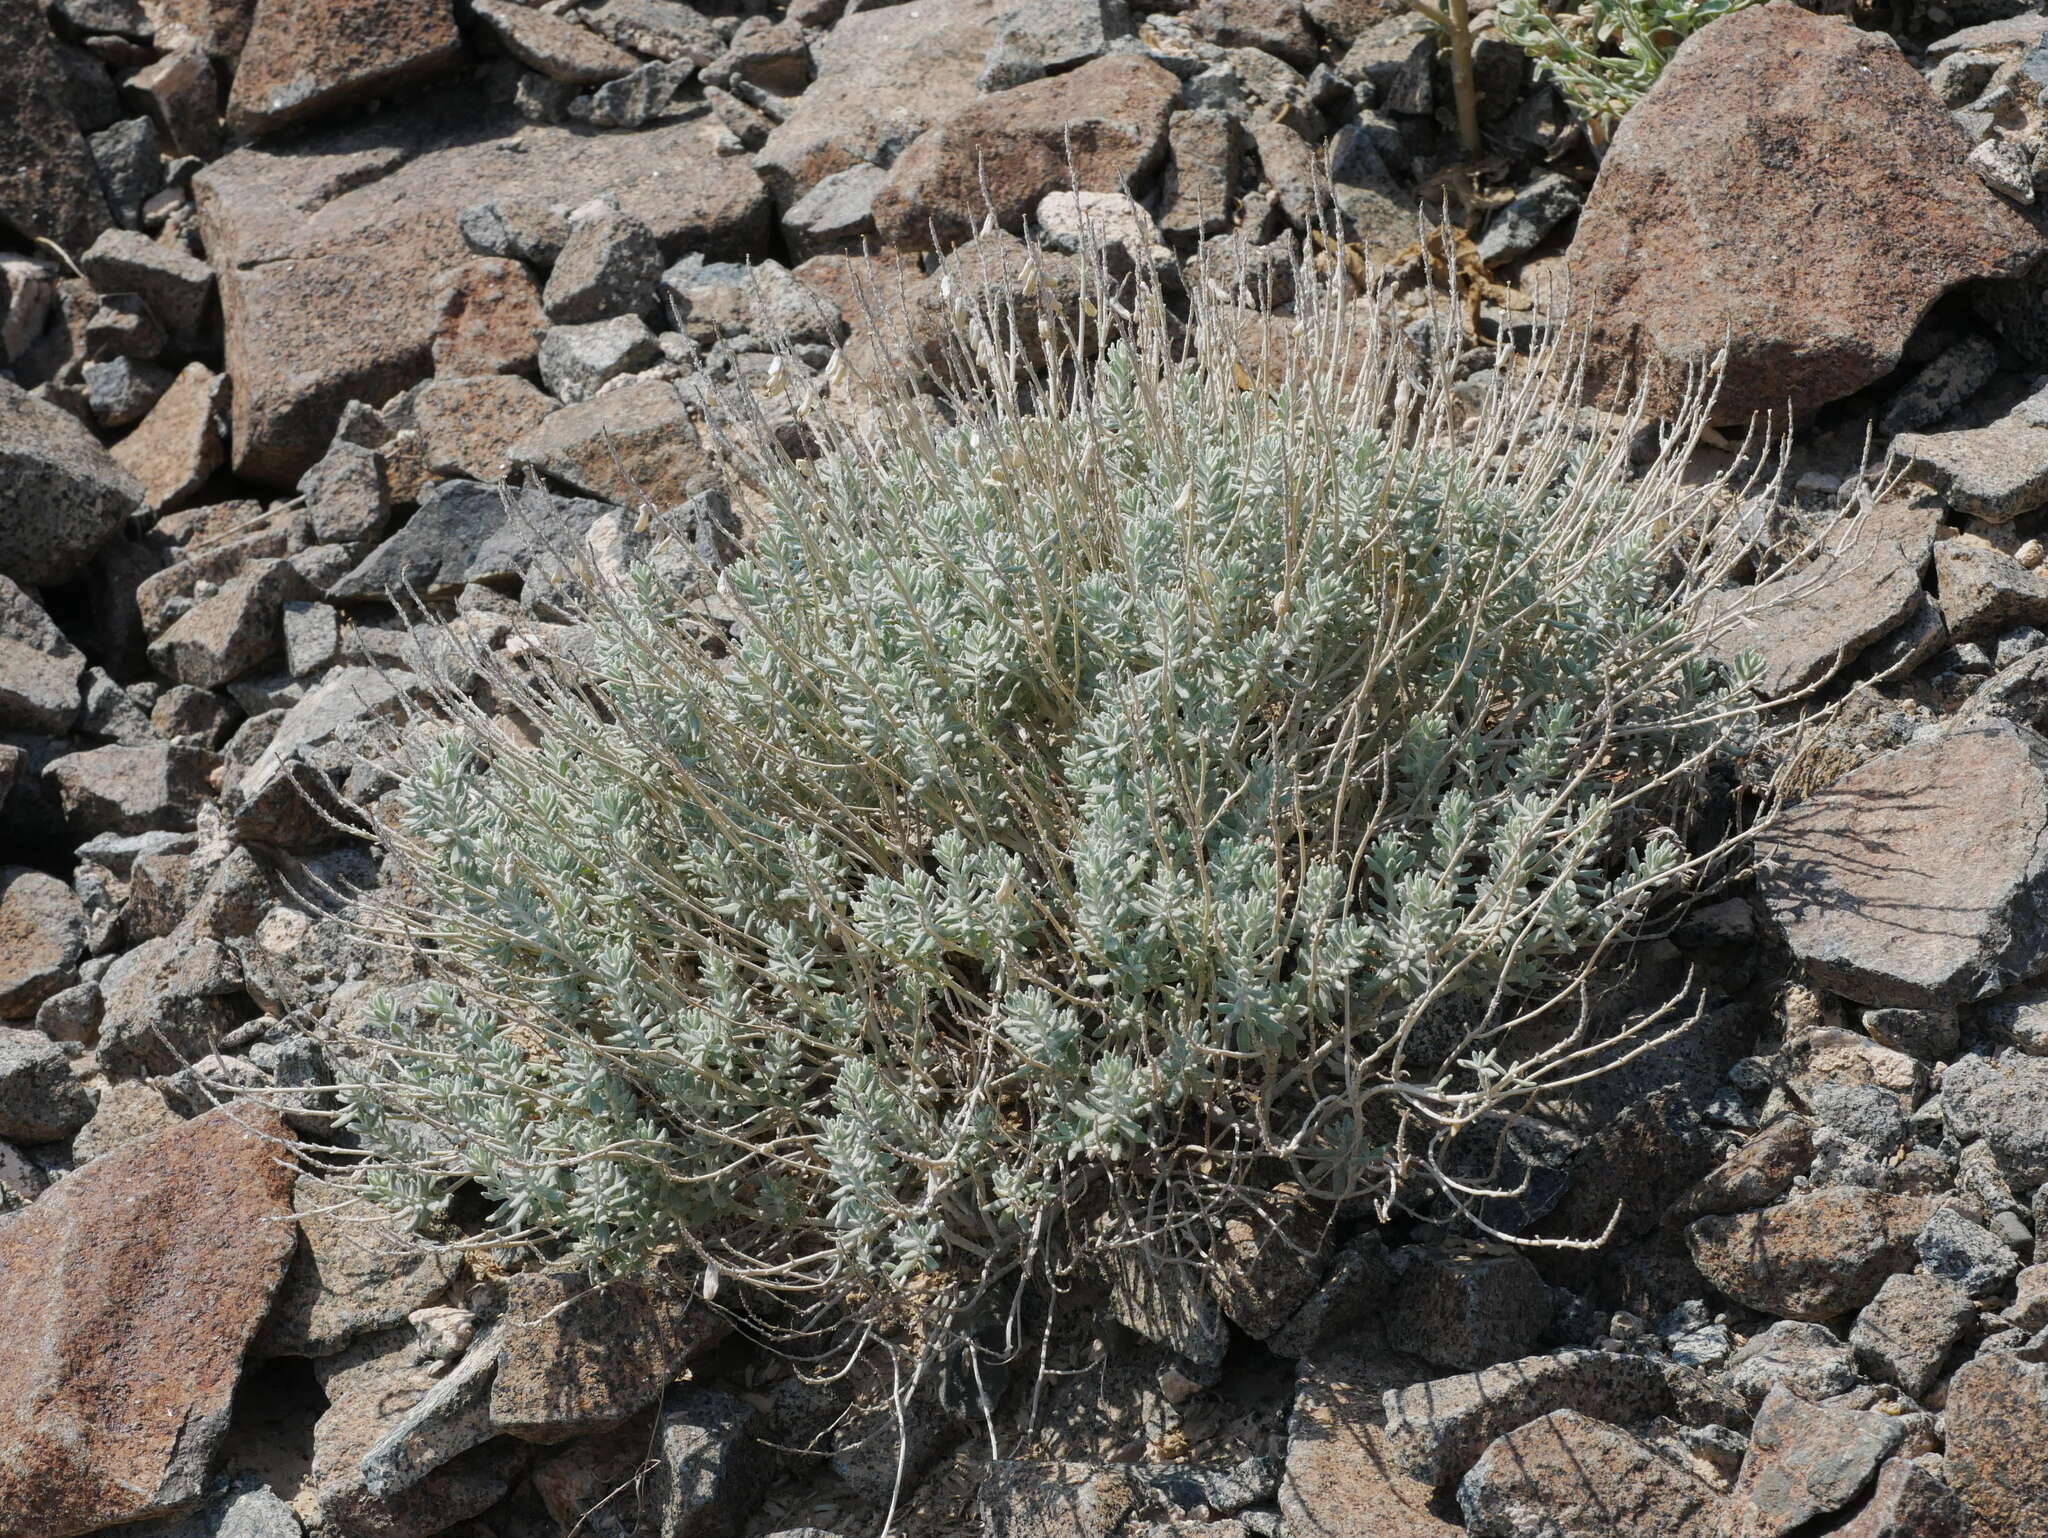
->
[
  {"left": 1100, "top": 1245, "right": 1230, "bottom": 1378},
  {"left": 85, "top": 357, "right": 175, "bottom": 430},
  {"left": 743, "top": 260, "right": 848, "bottom": 349},
  {"left": 44, "top": 742, "right": 220, "bottom": 836},
  {"left": 782, "top": 163, "right": 890, "bottom": 260},
  {"left": 582, "top": 0, "right": 724, "bottom": 66},
  {"left": 1385, "top": 1248, "right": 1552, "bottom": 1370},
  {"left": 116, "top": 1476, "right": 303, "bottom": 1538},
  {"left": 459, "top": 195, "right": 572, "bottom": 267},
  {"left": 78, "top": 229, "right": 215, "bottom": 345},
  {"left": 1850, "top": 1271, "right": 1974, "bottom": 1397},
  {"left": 1158, "top": 108, "right": 1245, "bottom": 243},
  {"left": 1477, "top": 172, "right": 1581, "bottom": 266},
  {"left": 490, "top": 1269, "right": 723, "bottom": 1441},
  {"left": 1896, "top": 414, "right": 2048, "bottom": 523},
  {"left": 300, "top": 442, "right": 390, "bottom": 545},
  {"left": 357, "top": 1323, "right": 504, "bottom": 1498},
  {"left": 473, "top": 0, "right": 639, "bottom": 83},
  {"left": 1806, "top": 1081, "right": 1909, "bottom": 1156},
  {"left": 35, "top": 980, "right": 100, "bottom": 1045},
  {"left": 86, "top": 292, "right": 169, "bottom": 363},
  {"left": 1944, "top": 1050, "right": 2048, "bottom": 1192},
  {"left": 1724, "top": 1320, "right": 1861, "bottom": 1409},
  {"left": 1917, "top": 1204, "right": 2023, "bottom": 1296},
  {"left": 0, "top": 867, "right": 85, "bottom": 1020},
  {"left": 89, "top": 115, "right": 164, "bottom": 229},
  {"left": 645, "top": 1387, "right": 763, "bottom": 1538},
  {"left": 1380, "top": 1349, "right": 1706, "bottom": 1493},
  {"left": 1936, "top": 538, "right": 2048, "bottom": 641},
  {"left": 1862, "top": 1006, "right": 1961, "bottom": 1061},
  {"left": 97, "top": 933, "right": 249, "bottom": 1076},
  {"left": 1687, "top": 1189, "right": 1928, "bottom": 1322},
  {"left": 0, "top": 1024, "right": 95, "bottom": 1142},
  {"left": 330, "top": 480, "right": 619, "bottom": 603},
  {"left": 281, "top": 601, "right": 340, "bottom": 678},
  {"left": 305, "top": 1325, "right": 522, "bottom": 1537},
  {"left": 979, "top": 0, "right": 1132, "bottom": 90},
  {"left": 147, "top": 560, "right": 309, "bottom": 690},
  {"left": 1458, "top": 1409, "right": 1724, "bottom": 1538},
  {"left": 537, "top": 314, "right": 660, "bottom": 402},
  {"left": 86, "top": 667, "right": 159, "bottom": 744},
  {"left": 1702, "top": 499, "right": 1933, "bottom": 698},
  {"left": 258, "top": 1176, "right": 459, "bottom": 1359},
  {"left": 1725, "top": 1387, "right": 1903, "bottom": 1538},
  {"left": 0, "top": 378, "right": 144, "bottom": 588},
  {"left": 1266, "top": 1233, "right": 1397, "bottom": 1357},
  {"left": 1758, "top": 721, "right": 2048, "bottom": 1009},
  {"left": 574, "top": 58, "right": 693, "bottom": 129},
  {"left": 0, "top": 634, "right": 85, "bottom": 735},
  {"left": 1881, "top": 335, "right": 2000, "bottom": 436},
  {"left": 543, "top": 206, "right": 663, "bottom": 324}
]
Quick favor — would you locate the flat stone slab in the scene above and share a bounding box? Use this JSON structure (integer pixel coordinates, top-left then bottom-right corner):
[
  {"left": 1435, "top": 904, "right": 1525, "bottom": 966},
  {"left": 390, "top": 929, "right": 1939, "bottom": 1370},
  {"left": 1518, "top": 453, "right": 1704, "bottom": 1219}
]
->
[
  {"left": 0, "top": 1107, "right": 296, "bottom": 1538},
  {"left": 1758, "top": 720, "right": 2048, "bottom": 1008}
]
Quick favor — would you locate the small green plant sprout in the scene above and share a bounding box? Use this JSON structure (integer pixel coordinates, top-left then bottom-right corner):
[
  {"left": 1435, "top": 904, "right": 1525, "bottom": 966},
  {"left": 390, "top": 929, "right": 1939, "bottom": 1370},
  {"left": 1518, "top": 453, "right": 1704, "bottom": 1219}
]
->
[
  {"left": 337, "top": 234, "right": 1769, "bottom": 1382},
  {"left": 1495, "top": 0, "right": 1767, "bottom": 134}
]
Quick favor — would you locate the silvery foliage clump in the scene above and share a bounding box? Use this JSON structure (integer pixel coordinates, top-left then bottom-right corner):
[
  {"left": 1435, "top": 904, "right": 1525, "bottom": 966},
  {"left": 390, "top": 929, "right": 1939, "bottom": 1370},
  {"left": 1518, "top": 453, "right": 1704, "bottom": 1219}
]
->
[
  {"left": 1495, "top": 0, "right": 1766, "bottom": 127},
  {"left": 340, "top": 237, "right": 1762, "bottom": 1341}
]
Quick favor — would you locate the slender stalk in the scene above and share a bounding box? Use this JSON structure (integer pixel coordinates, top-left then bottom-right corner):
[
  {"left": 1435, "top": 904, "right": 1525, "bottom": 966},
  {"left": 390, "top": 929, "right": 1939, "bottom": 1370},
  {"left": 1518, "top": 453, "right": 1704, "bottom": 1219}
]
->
[{"left": 1445, "top": 0, "right": 1485, "bottom": 157}]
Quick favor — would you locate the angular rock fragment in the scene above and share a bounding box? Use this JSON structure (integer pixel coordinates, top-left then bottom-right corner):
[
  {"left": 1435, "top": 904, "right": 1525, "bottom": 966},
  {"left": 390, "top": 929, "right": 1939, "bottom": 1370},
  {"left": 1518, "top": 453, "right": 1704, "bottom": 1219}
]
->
[
  {"left": 471, "top": 0, "right": 638, "bottom": 84},
  {"left": 1943, "top": 1049, "right": 2048, "bottom": 1193},
  {"left": 329, "top": 480, "right": 618, "bottom": 602},
  {"left": 44, "top": 741, "right": 220, "bottom": 836},
  {"left": 411, "top": 375, "right": 555, "bottom": 483},
  {"left": 0, "top": 867, "right": 85, "bottom": 1019},
  {"left": 1829, "top": 1456, "right": 1972, "bottom": 1538},
  {"left": 258, "top": 1175, "right": 459, "bottom": 1358},
  {"left": 1758, "top": 721, "right": 2048, "bottom": 1009},
  {"left": 1850, "top": 1271, "right": 1974, "bottom": 1397},
  {"left": 1700, "top": 499, "right": 1933, "bottom": 698},
  {"left": 644, "top": 1388, "right": 764, "bottom": 1538},
  {"left": 227, "top": 0, "right": 463, "bottom": 137},
  {"left": 430, "top": 256, "right": 547, "bottom": 377},
  {"left": 1458, "top": 1409, "right": 1724, "bottom": 1538},
  {"left": 757, "top": 0, "right": 1005, "bottom": 209},
  {"left": 873, "top": 54, "right": 1178, "bottom": 251},
  {"left": 1280, "top": 1349, "right": 1462, "bottom": 1537},
  {"left": 1722, "top": 1320, "right": 1860, "bottom": 1409},
  {"left": 0, "top": 379, "right": 144, "bottom": 589},
  {"left": 97, "top": 932, "right": 250, "bottom": 1075},
  {"left": 1685, "top": 1189, "right": 1927, "bottom": 1321},
  {"left": 1725, "top": 1387, "right": 1903, "bottom": 1538},
  {"left": 0, "top": 0, "right": 113, "bottom": 253},
  {"left": 1385, "top": 1249, "right": 1551, "bottom": 1370},
  {"left": 491, "top": 1271, "right": 725, "bottom": 1441},
  {"left": 0, "top": 1107, "right": 296, "bottom": 1538},
  {"left": 0, "top": 1024, "right": 94, "bottom": 1142},
  {"left": 505, "top": 375, "right": 708, "bottom": 508},
  {"left": 1941, "top": 1351, "right": 2048, "bottom": 1534},
  {"left": 307, "top": 1325, "right": 525, "bottom": 1537},
  {"left": 112, "top": 364, "right": 231, "bottom": 515},
  {"left": 1566, "top": 1, "right": 2043, "bottom": 421},
  {"left": 1380, "top": 1349, "right": 1703, "bottom": 1493},
  {"left": 543, "top": 206, "right": 663, "bottom": 324},
  {"left": 1935, "top": 536, "right": 2048, "bottom": 641},
  {"left": 537, "top": 313, "right": 660, "bottom": 402}
]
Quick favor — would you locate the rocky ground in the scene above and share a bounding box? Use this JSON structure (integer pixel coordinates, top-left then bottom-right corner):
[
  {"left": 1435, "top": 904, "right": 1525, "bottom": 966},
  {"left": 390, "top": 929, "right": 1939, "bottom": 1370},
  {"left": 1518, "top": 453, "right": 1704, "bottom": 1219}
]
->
[{"left": 11, "top": 0, "right": 2048, "bottom": 1535}]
